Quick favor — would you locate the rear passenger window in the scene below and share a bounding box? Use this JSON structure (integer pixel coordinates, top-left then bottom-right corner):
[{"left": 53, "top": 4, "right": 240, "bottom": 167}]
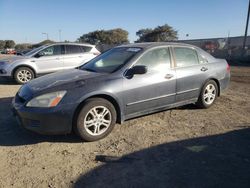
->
[
  {"left": 174, "top": 47, "right": 199, "bottom": 67},
  {"left": 66, "top": 45, "right": 82, "bottom": 54},
  {"left": 136, "top": 47, "right": 171, "bottom": 71},
  {"left": 198, "top": 53, "right": 208, "bottom": 64}
]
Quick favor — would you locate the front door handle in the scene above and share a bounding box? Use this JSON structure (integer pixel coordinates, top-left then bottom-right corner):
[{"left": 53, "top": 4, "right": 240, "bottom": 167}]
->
[
  {"left": 165, "top": 74, "right": 174, "bottom": 79},
  {"left": 201, "top": 67, "right": 208, "bottom": 72}
]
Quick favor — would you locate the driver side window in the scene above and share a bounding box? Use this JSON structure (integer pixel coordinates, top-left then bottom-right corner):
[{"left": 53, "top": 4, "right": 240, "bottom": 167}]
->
[
  {"left": 37, "top": 45, "right": 62, "bottom": 57},
  {"left": 135, "top": 47, "right": 171, "bottom": 72}
]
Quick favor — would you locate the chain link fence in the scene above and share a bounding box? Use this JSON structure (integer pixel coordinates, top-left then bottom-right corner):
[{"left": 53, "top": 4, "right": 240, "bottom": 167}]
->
[
  {"left": 181, "top": 36, "right": 250, "bottom": 63},
  {"left": 96, "top": 36, "right": 250, "bottom": 63}
]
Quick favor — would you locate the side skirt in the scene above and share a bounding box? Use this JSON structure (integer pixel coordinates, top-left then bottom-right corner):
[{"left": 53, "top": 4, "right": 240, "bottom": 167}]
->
[{"left": 123, "top": 98, "right": 198, "bottom": 122}]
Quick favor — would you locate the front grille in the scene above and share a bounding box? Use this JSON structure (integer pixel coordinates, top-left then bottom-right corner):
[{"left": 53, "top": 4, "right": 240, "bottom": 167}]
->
[{"left": 28, "top": 119, "right": 41, "bottom": 127}]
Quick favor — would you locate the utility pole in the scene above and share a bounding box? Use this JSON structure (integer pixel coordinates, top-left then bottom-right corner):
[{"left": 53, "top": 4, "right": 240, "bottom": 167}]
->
[
  {"left": 227, "top": 30, "right": 230, "bottom": 47},
  {"left": 59, "top": 29, "right": 62, "bottom": 42},
  {"left": 242, "top": 0, "right": 250, "bottom": 56}
]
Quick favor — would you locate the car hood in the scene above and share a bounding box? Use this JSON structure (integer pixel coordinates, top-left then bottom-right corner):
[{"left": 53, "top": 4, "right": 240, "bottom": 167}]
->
[
  {"left": 0, "top": 55, "right": 28, "bottom": 64},
  {"left": 26, "top": 69, "right": 106, "bottom": 93}
]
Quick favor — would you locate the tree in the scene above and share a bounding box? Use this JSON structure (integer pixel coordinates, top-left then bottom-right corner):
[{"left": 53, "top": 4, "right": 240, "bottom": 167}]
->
[
  {"left": 15, "top": 43, "right": 32, "bottom": 50},
  {"left": 0, "top": 40, "right": 6, "bottom": 50},
  {"left": 107, "top": 28, "right": 129, "bottom": 44},
  {"left": 78, "top": 28, "right": 129, "bottom": 45},
  {"left": 136, "top": 28, "right": 153, "bottom": 42},
  {"left": 136, "top": 24, "right": 178, "bottom": 42},
  {"left": 32, "top": 40, "right": 55, "bottom": 48},
  {"left": 5, "top": 40, "right": 15, "bottom": 49}
]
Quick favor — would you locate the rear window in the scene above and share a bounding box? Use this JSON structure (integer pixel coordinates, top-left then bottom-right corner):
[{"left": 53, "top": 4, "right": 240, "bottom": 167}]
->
[{"left": 65, "top": 45, "right": 82, "bottom": 54}]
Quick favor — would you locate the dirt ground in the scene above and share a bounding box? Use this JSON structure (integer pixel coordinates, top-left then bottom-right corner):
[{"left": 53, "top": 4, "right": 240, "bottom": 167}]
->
[{"left": 0, "top": 64, "right": 249, "bottom": 188}]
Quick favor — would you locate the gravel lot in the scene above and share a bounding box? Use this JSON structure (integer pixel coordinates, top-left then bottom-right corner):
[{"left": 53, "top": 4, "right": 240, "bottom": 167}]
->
[{"left": 0, "top": 63, "right": 249, "bottom": 187}]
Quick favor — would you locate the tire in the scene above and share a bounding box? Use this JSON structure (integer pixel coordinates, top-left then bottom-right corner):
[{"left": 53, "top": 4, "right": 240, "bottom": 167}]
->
[
  {"left": 196, "top": 80, "right": 218, "bottom": 109},
  {"left": 75, "top": 98, "right": 117, "bottom": 141},
  {"left": 14, "top": 67, "right": 35, "bottom": 84}
]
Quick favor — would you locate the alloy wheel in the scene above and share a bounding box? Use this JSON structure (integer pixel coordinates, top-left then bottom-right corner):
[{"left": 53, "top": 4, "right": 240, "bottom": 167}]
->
[
  {"left": 203, "top": 84, "right": 216, "bottom": 105},
  {"left": 17, "top": 69, "right": 32, "bottom": 83},
  {"left": 84, "top": 106, "right": 112, "bottom": 136}
]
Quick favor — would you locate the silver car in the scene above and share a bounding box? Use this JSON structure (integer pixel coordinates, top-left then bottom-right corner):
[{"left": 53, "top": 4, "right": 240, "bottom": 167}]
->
[{"left": 0, "top": 43, "right": 100, "bottom": 84}]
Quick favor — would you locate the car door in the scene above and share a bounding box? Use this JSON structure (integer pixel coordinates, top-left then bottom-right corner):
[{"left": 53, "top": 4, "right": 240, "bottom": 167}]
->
[
  {"left": 33, "top": 45, "right": 64, "bottom": 73},
  {"left": 79, "top": 45, "right": 97, "bottom": 65},
  {"left": 172, "top": 46, "right": 211, "bottom": 102},
  {"left": 63, "top": 45, "right": 93, "bottom": 69},
  {"left": 122, "top": 47, "right": 176, "bottom": 117}
]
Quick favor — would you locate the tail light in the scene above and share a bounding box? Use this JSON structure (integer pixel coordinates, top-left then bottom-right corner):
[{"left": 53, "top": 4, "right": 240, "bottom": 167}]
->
[
  {"left": 93, "top": 52, "right": 101, "bottom": 56},
  {"left": 226, "top": 63, "right": 230, "bottom": 72}
]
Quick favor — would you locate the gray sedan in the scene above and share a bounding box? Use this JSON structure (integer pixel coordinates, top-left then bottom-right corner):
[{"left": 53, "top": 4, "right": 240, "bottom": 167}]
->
[{"left": 12, "top": 42, "right": 230, "bottom": 141}]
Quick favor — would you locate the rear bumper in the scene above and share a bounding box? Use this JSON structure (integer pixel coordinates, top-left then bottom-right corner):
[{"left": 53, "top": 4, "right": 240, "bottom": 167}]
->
[
  {"left": 219, "top": 72, "right": 230, "bottom": 92},
  {"left": 12, "top": 97, "right": 77, "bottom": 135}
]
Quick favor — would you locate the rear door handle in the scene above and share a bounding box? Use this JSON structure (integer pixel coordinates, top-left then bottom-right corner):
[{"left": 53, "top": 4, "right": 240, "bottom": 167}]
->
[
  {"left": 201, "top": 67, "right": 208, "bottom": 72},
  {"left": 56, "top": 58, "right": 61, "bottom": 60},
  {"left": 165, "top": 74, "right": 174, "bottom": 79},
  {"left": 79, "top": 56, "right": 83, "bottom": 58}
]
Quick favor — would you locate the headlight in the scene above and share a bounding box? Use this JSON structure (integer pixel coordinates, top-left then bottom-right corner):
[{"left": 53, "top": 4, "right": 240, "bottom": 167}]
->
[{"left": 26, "top": 91, "right": 67, "bottom": 107}]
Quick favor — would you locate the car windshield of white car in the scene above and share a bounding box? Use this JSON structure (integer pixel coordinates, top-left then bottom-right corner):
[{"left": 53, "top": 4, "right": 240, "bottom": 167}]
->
[{"left": 24, "top": 45, "right": 47, "bottom": 56}]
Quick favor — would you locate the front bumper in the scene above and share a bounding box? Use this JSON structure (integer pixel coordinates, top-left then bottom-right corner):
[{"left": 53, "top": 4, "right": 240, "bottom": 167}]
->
[
  {"left": 0, "top": 69, "right": 11, "bottom": 76},
  {"left": 0, "top": 63, "right": 12, "bottom": 76},
  {"left": 12, "top": 95, "right": 77, "bottom": 135}
]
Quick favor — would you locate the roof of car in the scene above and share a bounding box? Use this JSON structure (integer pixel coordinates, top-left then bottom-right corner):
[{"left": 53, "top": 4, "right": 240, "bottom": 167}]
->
[
  {"left": 49, "top": 42, "right": 95, "bottom": 47},
  {"left": 118, "top": 42, "right": 195, "bottom": 49}
]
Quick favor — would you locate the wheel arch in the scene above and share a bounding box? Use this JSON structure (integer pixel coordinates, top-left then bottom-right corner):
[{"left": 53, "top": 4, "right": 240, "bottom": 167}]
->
[
  {"left": 72, "top": 94, "right": 123, "bottom": 131},
  {"left": 202, "top": 78, "right": 221, "bottom": 96},
  {"left": 11, "top": 65, "right": 37, "bottom": 78}
]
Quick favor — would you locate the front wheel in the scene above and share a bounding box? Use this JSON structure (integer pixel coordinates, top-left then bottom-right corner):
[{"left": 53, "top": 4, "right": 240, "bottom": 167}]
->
[
  {"left": 75, "top": 98, "right": 117, "bottom": 141},
  {"left": 196, "top": 80, "right": 218, "bottom": 108},
  {"left": 14, "top": 67, "right": 34, "bottom": 84}
]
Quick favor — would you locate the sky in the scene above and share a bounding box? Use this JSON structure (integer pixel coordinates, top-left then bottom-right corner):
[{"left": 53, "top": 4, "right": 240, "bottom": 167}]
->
[{"left": 0, "top": 0, "right": 249, "bottom": 44}]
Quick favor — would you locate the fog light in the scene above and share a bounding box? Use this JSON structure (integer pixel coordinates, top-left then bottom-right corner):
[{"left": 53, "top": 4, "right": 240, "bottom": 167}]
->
[{"left": 0, "top": 69, "right": 7, "bottom": 74}]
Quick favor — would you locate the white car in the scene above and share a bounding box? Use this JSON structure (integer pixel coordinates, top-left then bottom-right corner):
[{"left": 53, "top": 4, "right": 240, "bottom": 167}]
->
[{"left": 0, "top": 43, "right": 100, "bottom": 84}]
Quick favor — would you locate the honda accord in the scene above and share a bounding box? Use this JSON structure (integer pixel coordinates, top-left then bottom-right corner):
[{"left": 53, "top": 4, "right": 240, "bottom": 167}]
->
[{"left": 12, "top": 42, "right": 230, "bottom": 141}]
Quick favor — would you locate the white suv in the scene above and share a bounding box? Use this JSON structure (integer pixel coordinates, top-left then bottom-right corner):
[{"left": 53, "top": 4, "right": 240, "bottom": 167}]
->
[{"left": 0, "top": 43, "right": 100, "bottom": 84}]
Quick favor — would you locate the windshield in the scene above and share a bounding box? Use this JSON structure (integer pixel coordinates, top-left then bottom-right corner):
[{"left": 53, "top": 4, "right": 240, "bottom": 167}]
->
[
  {"left": 80, "top": 47, "right": 142, "bottom": 73},
  {"left": 24, "top": 45, "right": 47, "bottom": 56}
]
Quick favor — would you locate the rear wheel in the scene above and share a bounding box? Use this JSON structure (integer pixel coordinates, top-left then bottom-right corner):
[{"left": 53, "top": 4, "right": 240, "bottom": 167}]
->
[
  {"left": 75, "top": 98, "right": 117, "bottom": 141},
  {"left": 197, "top": 80, "right": 218, "bottom": 108},
  {"left": 14, "top": 67, "right": 34, "bottom": 84}
]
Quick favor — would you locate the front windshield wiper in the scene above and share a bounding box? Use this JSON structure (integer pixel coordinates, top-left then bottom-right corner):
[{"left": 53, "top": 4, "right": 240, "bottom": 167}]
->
[{"left": 81, "top": 67, "right": 96, "bottom": 72}]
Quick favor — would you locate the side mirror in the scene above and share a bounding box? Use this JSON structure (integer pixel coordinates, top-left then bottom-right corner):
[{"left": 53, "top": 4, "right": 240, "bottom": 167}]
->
[
  {"left": 34, "top": 52, "right": 45, "bottom": 58},
  {"left": 125, "top": 65, "right": 147, "bottom": 78}
]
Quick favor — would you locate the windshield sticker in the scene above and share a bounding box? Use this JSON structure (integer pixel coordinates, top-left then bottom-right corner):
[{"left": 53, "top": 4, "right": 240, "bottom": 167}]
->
[{"left": 126, "top": 48, "right": 141, "bottom": 52}]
